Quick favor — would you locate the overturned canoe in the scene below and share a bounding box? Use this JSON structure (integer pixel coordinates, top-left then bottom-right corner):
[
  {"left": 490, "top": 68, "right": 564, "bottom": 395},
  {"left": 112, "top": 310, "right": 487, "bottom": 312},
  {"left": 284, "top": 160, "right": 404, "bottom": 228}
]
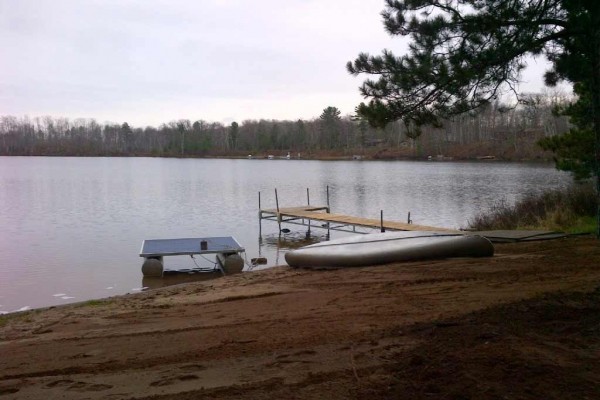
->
[{"left": 284, "top": 231, "right": 494, "bottom": 268}]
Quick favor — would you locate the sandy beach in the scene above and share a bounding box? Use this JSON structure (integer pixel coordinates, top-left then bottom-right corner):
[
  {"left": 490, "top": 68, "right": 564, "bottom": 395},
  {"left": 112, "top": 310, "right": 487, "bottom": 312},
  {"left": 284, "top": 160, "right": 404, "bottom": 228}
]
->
[{"left": 1, "top": 237, "right": 600, "bottom": 399}]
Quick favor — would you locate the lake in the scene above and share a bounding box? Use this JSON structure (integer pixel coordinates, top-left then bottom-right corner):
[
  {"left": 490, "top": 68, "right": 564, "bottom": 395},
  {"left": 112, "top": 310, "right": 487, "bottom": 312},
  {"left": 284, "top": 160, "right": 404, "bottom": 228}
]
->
[{"left": 0, "top": 156, "right": 570, "bottom": 312}]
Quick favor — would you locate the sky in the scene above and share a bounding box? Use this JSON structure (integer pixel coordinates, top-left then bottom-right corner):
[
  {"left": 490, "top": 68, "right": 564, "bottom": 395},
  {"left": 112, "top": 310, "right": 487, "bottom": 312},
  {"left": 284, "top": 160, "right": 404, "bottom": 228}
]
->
[{"left": 1, "top": 0, "right": 561, "bottom": 127}]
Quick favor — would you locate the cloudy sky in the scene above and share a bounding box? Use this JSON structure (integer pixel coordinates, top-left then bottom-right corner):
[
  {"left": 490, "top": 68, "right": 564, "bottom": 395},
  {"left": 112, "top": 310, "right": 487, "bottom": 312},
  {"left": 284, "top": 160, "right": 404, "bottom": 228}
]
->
[{"left": 1, "top": 0, "right": 556, "bottom": 127}]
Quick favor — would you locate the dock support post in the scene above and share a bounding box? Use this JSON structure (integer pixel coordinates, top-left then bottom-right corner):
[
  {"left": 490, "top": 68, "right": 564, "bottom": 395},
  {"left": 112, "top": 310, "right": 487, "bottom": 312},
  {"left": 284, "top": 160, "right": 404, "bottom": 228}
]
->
[
  {"left": 380, "top": 210, "right": 385, "bottom": 233},
  {"left": 275, "top": 188, "right": 281, "bottom": 232},
  {"left": 326, "top": 185, "right": 331, "bottom": 233},
  {"left": 307, "top": 189, "right": 312, "bottom": 237},
  {"left": 258, "top": 191, "right": 262, "bottom": 237}
]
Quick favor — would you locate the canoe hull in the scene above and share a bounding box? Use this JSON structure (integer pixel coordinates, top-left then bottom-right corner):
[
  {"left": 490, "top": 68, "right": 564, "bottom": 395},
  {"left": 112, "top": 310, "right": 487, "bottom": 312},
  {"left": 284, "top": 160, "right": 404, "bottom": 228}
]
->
[{"left": 284, "top": 231, "right": 494, "bottom": 268}]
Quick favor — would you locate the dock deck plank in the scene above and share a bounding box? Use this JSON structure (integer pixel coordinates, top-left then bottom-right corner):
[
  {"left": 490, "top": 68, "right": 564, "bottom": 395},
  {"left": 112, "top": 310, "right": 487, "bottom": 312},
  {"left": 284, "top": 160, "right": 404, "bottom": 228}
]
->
[{"left": 261, "top": 206, "right": 458, "bottom": 232}]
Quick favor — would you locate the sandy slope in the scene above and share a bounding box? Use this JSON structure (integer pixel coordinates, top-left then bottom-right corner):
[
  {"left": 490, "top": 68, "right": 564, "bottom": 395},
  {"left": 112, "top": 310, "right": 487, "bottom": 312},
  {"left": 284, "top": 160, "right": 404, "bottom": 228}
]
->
[{"left": 1, "top": 237, "right": 599, "bottom": 399}]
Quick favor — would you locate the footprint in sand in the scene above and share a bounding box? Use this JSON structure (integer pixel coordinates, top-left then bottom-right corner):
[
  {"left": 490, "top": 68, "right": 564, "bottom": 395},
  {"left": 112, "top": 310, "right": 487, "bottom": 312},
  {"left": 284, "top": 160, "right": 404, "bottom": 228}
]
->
[
  {"left": 179, "top": 364, "right": 206, "bottom": 372},
  {"left": 150, "top": 374, "right": 199, "bottom": 387},
  {"left": 46, "top": 379, "right": 112, "bottom": 392},
  {"left": 0, "top": 387, "right": 20, "bottom": 395}
]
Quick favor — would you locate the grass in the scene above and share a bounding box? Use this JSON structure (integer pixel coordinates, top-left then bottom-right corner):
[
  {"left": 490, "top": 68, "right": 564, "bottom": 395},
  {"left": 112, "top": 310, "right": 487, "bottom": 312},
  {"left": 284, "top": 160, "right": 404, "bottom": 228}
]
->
[
  {"left": 468, "top": 183, "right": 597, "bottom": 233},
  {"left": 78, "top": 299, "right": 109, "bottom": 308},
  {"left": 563, "top": 215, "right": 597, "bottom": 234},
  {"left": 0, "top": 310, "right": 35, "bottom": 327},
  {"left": 0, "top": 300, "right": 109, "bottom": 327}
]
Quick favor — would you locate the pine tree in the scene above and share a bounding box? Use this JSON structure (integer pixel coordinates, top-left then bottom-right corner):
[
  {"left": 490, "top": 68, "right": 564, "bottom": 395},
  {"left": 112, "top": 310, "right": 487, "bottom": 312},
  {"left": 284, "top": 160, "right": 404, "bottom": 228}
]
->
[{"left": 348, "top": 0, "right": 600, "bottom": 236}]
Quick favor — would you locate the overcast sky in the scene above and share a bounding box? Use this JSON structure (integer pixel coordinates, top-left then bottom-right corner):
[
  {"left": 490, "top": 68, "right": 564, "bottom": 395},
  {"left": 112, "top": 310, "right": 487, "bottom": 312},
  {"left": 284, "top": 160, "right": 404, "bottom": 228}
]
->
[{"left": 1, "top": 0, "right": 558, "bottom": 127}]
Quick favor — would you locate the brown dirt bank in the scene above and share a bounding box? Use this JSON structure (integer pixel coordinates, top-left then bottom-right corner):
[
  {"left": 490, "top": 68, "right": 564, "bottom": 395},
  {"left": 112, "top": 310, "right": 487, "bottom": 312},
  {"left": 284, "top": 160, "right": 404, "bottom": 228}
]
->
[{"left": 1, "top": 237, "right": 599, "bottom": 399}]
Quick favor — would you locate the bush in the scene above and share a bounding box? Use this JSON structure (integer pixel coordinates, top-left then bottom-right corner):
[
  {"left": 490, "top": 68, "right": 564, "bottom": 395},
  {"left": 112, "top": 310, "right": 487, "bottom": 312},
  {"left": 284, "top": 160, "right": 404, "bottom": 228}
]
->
[{"left": 468, "top": 183, "right": 596, "bottom": 232}]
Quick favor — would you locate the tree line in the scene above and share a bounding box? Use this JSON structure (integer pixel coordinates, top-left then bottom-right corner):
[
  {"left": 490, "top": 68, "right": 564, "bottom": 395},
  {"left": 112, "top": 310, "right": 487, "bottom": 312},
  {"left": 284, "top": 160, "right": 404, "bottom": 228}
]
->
[{"left": 0, "top": 92, "right": 569, "bottom": 159}]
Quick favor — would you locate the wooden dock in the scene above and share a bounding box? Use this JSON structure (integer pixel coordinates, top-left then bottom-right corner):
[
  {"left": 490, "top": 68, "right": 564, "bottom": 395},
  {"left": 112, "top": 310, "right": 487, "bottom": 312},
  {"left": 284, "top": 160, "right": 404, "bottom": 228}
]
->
[{"left": 259, "top": 205, "right": 458, "bottom": 233}]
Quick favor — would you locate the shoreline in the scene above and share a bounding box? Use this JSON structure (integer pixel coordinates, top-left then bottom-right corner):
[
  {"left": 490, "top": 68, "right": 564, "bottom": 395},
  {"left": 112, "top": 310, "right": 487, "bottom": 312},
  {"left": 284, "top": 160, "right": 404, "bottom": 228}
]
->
[
  {"left": 0, "top": 150, "right": 554, "bottom": 164},
  {"left": 0, "top": 153, "right": 557, "bottom": 163},
  {"left": 2, "top": 237, "right": 599, "bottom": 399}
]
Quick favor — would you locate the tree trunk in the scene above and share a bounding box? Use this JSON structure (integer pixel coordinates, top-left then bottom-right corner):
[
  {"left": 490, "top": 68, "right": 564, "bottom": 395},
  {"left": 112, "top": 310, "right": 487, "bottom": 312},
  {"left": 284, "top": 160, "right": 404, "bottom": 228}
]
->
[{"left": 593, "top": 27, "right": 600, "bottom": 238}]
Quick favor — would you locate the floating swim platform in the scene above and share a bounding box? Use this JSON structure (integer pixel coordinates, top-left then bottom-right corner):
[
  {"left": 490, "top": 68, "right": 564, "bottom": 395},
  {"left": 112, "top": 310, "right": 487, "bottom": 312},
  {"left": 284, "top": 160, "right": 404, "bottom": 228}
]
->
[
  {"left": 140, "top": 237, "right": 244, "bottom": 257},
  {"left": 139, "top": 236, "right": 245, "bottom": 277}
]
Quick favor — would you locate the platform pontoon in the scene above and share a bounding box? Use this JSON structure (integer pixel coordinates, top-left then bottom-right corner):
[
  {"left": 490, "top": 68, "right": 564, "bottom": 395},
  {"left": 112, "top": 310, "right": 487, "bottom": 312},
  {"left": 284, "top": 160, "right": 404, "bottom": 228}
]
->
[{"left": 139, "top": 236, "right": 245, "bottom": 277}]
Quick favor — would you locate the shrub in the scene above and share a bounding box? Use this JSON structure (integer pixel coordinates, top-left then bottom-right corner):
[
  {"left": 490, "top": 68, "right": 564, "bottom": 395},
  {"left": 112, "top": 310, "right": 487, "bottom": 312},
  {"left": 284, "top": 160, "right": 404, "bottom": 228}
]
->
[{"left": 468, "top": 183, "right": 596, "bottom": 232}]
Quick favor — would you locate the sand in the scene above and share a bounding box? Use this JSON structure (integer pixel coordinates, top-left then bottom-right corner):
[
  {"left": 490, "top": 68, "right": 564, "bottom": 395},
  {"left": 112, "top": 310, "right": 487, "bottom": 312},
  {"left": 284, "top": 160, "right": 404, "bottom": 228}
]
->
[{"left": 1, "top": 237, "right": 599, "bottom": 399}]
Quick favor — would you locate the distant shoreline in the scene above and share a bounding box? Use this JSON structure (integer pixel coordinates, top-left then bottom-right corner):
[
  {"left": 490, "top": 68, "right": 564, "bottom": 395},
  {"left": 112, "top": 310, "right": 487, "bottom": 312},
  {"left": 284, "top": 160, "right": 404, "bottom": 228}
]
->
[{"left": 0, "top": 153, "right": 556, "bottom": 164}]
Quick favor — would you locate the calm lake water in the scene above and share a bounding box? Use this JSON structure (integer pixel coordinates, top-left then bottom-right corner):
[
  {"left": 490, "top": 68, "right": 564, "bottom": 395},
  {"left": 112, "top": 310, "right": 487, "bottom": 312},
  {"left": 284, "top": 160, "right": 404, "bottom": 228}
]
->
[{"left": 0, "top": 156, "right": 570, "bottom": 312}]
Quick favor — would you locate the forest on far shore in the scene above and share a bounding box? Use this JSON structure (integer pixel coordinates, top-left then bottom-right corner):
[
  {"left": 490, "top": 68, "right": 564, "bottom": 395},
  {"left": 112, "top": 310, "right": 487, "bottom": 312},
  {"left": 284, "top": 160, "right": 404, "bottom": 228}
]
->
[{"left": 0, "top": 91, "right": 571, "bottom": 161}]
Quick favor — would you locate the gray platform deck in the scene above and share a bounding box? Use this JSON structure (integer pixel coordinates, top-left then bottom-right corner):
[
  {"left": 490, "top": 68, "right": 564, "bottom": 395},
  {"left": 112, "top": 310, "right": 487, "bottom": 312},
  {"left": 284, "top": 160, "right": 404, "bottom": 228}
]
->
[{"left": 139, "top": 237, "right": 244, "bottom": 257}]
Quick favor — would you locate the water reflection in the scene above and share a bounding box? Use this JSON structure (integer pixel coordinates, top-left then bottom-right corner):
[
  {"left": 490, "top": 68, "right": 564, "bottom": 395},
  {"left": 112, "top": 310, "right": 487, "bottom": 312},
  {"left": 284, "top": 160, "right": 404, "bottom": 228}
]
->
[
  {"left": 257, "top": 230, "right": 329, "bottom": 266},
  {"left": 260, "top": 230, "right": 327, "bottom": 249},
  {"left": 142, "top": 270, "right": 225, "bottom": 289}
]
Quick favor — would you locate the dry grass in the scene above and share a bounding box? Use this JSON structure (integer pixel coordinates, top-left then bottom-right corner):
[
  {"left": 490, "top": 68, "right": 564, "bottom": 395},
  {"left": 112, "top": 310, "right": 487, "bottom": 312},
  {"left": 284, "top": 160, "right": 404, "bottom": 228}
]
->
[{"left": 468, "top": 183, "right": 597, "bottom": 232}]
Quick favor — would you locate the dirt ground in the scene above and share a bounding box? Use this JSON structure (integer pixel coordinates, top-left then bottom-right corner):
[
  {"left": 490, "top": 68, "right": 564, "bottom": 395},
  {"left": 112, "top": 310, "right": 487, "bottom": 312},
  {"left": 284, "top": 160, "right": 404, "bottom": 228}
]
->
[{"left": 1, "top": 237, "right": 599, "bottom": 399}]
